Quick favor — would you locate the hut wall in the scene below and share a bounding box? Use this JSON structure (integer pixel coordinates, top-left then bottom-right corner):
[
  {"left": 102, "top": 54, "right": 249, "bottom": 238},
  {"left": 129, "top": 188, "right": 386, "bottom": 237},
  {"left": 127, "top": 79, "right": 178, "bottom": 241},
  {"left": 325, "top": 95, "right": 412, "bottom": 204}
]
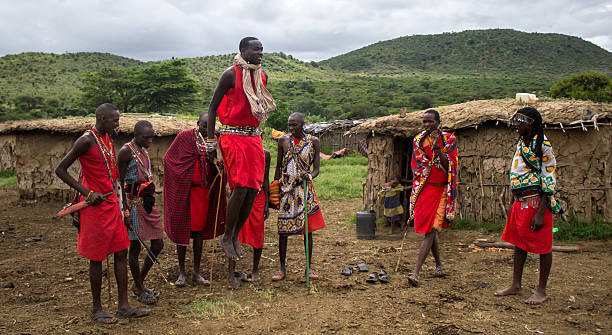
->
[
  {"left": 14, "top": 133, "right": 176, "bottom": 201},
  {"left": 0, "top": 134, "right": 16, "bottom": 171},
  {"left": 319, "top": 132, "right": 365, "bottom": 153},
  {"left": 364, "top": 125, "right": 612, "bottom": 222}
]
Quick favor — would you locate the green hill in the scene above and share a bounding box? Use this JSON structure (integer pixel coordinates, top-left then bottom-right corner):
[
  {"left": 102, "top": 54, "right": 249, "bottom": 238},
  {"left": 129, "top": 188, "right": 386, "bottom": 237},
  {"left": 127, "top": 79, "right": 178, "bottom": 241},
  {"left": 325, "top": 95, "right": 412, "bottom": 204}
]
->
[
  {"left": 319, "top": 29, "right": 612, "bottom": 77},
  {"left": 1, "top": 29, "right": 611, "bottom": 122}
]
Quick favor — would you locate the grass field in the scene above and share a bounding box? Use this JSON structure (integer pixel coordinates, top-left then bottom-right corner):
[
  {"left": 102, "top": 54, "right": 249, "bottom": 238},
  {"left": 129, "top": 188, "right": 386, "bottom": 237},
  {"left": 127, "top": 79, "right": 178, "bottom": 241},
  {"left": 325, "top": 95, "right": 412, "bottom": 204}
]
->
[{"left": 0, "top": 170, "right": 16, "bottom": 187}]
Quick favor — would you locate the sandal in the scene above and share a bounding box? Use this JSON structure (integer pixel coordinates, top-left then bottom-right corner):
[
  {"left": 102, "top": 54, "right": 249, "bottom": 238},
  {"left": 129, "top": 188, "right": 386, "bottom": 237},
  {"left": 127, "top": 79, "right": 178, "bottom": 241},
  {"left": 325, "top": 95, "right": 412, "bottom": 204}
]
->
[
  {"left": 378, "top": 270, "right": 390, "bottom": 283},
  {"left": 271, "top": 271, "right": 286, "bottom": 282},
  {"left": 366, "top": 272, "right": 378, "bottom": 283},
  {"left": 341, "top": 265, "right": 354, "bottom": 276},
  {"left": 434, "top": 265, "right": 446, "bottom": 277},
  {"left": 115, "top": 307, "right": 150, "bottom": 318},
  {"left": 243, "top": 273, "right": 260, "bottom": 282},
  {"left": 91, "top": 311, "right": 117, "bottom": 324},
  {"left": 135, "top": 290, "right": 156, "bottom": 305},
  {"left": 408, "top": 272, "right": 419, "bottom": 287},
  {"left": 357, "top": 260, "right": 369, "bottom": 272}
]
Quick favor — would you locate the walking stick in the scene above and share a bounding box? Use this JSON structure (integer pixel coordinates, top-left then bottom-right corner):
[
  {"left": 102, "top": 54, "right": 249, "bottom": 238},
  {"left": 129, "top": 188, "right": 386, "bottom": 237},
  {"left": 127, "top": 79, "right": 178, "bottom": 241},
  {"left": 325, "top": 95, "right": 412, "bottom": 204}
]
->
[
  {"left": 395, "top": 224, "right": 409, "bottom": 272},
  {"left": 209, "top": 161, "right": 224, "bottom": 288},
  {"left": 106, "top": 256, "right": 112, "bottom": 306},
  {"left": 303, "top": 179, "right": 310, "bottom": 289}
]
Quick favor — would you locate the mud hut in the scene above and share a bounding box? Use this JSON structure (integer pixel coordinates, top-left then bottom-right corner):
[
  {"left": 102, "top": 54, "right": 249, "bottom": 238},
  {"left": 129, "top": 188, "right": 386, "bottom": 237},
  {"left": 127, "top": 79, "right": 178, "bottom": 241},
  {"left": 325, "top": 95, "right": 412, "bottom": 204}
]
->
[
  {"left": 351, "top": 99, "right": 612, "bottom": 222},
  {"left": 0, "top": 116, "right": 197, "bottom": 200}
]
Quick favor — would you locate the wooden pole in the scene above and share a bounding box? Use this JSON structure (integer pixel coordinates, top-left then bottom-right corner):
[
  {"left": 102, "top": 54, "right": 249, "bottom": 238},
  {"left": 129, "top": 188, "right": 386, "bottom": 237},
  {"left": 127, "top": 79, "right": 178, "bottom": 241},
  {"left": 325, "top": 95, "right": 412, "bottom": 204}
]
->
[{"left": 209, "top": 168, "right": 223, "bottom": 289}]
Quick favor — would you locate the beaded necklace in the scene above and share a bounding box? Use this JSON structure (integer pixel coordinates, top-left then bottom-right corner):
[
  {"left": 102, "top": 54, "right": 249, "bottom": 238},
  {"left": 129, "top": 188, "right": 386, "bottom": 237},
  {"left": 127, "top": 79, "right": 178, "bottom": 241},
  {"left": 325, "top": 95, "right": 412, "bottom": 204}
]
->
[
  {"left": 195, "top": 128, "right": 207, "bottom": 154},
  {"left": 89, "top": 127, "right": 116, "bottom": 181},
  {"left": 127, "top": 140, "right": 152, "bottom": 181}
]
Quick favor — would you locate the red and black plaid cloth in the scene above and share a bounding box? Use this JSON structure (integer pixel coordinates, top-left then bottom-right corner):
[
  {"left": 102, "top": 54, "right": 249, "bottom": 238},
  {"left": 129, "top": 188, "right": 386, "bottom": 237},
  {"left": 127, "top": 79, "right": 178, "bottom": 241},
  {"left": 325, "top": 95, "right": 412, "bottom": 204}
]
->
[{"left": 163, "top": 128, "right": 227, "bottom": 245}]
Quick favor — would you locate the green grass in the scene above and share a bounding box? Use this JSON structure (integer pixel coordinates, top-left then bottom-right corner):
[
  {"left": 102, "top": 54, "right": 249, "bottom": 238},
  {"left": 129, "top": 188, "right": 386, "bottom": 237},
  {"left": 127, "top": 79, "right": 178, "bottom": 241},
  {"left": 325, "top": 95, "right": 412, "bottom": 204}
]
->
[
  {"left": 0, "top": 170, "right": 16, "bottom": 187},
  {"left": 449, "top": 216, "right": 612, "bottom": 241},
  {"left": 183, "top": 298, "right": 242, "bottom": 319}
]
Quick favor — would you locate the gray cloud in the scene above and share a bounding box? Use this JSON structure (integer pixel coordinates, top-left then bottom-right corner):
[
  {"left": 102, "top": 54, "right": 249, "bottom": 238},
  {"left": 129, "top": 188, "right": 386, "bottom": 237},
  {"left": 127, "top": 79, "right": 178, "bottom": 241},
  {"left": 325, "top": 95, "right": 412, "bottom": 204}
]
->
[{"left": 0, "top": 0, "right": 610, "bottom": 61}]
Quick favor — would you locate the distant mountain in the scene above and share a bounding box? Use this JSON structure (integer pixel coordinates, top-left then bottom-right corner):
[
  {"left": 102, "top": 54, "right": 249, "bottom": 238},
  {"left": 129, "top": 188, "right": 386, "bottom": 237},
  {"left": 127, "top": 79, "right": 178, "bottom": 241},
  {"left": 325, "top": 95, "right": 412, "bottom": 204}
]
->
[{"left": 318, "top": 29, "right": 612, "bottom": 77}]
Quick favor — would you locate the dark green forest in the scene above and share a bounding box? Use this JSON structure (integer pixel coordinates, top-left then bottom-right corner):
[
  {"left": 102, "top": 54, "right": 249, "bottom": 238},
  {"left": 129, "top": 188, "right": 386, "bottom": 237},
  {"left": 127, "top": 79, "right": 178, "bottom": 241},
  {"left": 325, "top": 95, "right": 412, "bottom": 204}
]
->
[{"left": 1, "top": 29, "right": 611, "bottom": 123}]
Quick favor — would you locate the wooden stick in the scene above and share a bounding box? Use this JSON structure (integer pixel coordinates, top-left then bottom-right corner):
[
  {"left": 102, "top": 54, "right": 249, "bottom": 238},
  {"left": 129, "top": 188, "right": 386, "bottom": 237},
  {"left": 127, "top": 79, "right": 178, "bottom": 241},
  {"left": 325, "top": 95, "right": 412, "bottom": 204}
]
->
[
  {"left": 498, "top": 187, "right": 508, "bottom": 218},
  {"left": 395, "top": 226, "right": 409, "bottom": 272},
  {"left": 106, "top": 256, "right": 112, "bottom": 307},
  {"left": 477, "top": 161, "right": 485, "bottom": 222},
  {"left": 473, "top": 240, "right": 581, "bottom": 252},
  {"left": 209, "top": 167, "right": 223, "bottom": 289}
]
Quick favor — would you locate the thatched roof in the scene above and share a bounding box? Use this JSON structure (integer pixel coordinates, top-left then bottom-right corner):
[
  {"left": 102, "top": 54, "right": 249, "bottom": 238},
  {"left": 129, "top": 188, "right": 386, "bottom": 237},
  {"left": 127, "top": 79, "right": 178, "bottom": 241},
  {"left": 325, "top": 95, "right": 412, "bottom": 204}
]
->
[
  {"left": 350, "top": 99, "right": 612, "bottom": 137},
  {"left": 0, "top": 115, "right": 197, "bottom": 136}
]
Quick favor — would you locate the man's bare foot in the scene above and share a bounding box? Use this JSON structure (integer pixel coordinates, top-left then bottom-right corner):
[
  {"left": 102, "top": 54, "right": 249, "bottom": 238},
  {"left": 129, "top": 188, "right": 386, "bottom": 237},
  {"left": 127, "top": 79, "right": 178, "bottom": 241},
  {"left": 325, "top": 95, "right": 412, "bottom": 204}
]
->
[
  {"left": 192, "top": 273, "right": 210, "bottom": 286},
  {"left": 525, "top": 290, "right": 547, "bottom": 304},
  {"left": 175, "top": 273, "right": 187, "bottom": 287},
  {"left": 228, "top": 274, "right": 240, "bottom": 289},
  {"left": 494, "top": 286, "right": 523, "bottom": 296},
  {"left": 221, "top": 235, "right": 238, "bottom": 260},
  {"left": 233, "top": 238, "right": 243, "bottom": 259},
  {"left": 272, "top": 270, "right": 286, "bottom": 282}
]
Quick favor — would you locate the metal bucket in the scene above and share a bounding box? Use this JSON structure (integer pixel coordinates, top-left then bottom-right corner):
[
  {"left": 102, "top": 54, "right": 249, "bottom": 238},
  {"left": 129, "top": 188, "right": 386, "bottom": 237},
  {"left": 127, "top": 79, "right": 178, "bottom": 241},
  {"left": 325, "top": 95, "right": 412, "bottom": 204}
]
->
[{"left": 356, "top": 211, "right": 376, "bottom": 239}]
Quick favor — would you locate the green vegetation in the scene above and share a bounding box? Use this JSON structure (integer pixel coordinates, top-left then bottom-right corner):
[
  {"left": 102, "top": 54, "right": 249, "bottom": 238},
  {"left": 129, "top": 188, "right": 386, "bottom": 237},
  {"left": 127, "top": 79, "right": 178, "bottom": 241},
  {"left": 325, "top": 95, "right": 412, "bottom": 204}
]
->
[
  {"left": 183, "top": 298, "right": 242, "bottom": 319},
  {"left": 313, "top": 154, "right": 368, "bottom": 200},
  {"left": 550, "top": 71, "right": 612, "bottom": 102},
  {"left": 450, "top": 216, "right": 612, "bottom": 241},
  {"left": 1, "top": 29, "right": 610, "bottom": 122},
  {"left": 0, "top": 170, "right": 17, "bottom": 187}
]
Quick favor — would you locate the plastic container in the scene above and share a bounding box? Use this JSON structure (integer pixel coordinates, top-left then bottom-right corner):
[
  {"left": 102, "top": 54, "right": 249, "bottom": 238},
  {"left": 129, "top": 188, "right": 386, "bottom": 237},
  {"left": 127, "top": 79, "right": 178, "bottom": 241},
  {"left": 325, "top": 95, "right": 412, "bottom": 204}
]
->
[{"left": 356, "top": 211, "right": 376, "bottom": 239}]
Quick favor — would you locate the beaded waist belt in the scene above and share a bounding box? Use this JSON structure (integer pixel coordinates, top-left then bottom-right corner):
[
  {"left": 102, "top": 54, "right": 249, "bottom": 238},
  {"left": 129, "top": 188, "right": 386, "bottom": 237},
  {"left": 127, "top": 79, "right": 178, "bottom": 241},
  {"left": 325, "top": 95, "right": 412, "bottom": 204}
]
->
[
  {"left": 127, "top": 197, "right": 143, "bottom": 206},
  {"left": 516, "top": 190, "right": 540, "bottom": 201},
  {"left": 219, "top": 125, "right": 261, "bottom": 136}
]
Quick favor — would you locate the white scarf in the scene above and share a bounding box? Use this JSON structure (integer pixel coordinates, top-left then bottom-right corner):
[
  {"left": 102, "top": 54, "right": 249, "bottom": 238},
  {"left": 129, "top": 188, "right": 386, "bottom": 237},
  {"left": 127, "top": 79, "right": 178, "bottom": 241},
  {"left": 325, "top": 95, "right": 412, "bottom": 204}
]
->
[{"left": 233, "top": 54, "right": 276, "bottom": 122}]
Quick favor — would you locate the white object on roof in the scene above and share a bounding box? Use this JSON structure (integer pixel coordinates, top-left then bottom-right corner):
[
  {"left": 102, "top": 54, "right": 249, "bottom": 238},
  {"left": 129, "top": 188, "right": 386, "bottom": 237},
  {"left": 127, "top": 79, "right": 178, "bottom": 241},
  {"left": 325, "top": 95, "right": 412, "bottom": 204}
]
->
[{"left": 516, "top": 93, "right": 538, "bottom": 103}]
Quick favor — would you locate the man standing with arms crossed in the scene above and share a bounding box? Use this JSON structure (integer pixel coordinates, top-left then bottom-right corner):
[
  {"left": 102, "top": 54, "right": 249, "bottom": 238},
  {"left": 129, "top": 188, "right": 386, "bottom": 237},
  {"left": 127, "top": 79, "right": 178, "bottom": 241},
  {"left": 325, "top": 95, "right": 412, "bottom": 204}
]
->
[{"left": 206, "top": 37, "right": 276, "bottom": 261}]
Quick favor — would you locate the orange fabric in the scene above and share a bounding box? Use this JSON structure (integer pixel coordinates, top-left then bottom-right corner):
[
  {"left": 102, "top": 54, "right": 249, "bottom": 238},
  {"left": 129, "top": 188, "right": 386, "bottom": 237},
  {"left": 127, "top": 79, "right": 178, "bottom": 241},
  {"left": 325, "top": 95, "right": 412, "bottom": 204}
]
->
[
  {"left": 190, "top": 161, "right": 210, "bottom": 232},
  {"left": 238, "top": 190, "right": 266, "bottom": 248},
  {"left": 218, "top": 134, "right": 265, "bottom": 190},
  {"left": 269, "top": 180, "right": 280, "bottom": 208},
  {"left": 77, "top": 138, "right": 129, "bottom": 261},
  {"left": 502, "top": 198, "right": 553, "bottom": 254},
  {"left": 432, "top": 193, "right": 448, "bottom": 232}
]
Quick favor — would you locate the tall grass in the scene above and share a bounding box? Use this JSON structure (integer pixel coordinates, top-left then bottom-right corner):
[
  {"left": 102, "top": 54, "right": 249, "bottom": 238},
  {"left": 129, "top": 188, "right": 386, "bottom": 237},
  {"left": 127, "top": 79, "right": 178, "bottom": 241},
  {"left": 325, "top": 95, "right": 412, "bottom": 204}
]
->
[{"left": 0, "top": 170, "right": 17, "bottom": 187}]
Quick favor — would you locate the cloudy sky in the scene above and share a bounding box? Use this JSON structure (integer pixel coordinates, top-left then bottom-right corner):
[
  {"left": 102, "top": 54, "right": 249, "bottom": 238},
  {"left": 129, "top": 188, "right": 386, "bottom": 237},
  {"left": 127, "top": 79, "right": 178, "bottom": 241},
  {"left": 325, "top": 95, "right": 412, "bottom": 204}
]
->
[{"left": 1, "top": 0, "right": 611, "bottom": 61}]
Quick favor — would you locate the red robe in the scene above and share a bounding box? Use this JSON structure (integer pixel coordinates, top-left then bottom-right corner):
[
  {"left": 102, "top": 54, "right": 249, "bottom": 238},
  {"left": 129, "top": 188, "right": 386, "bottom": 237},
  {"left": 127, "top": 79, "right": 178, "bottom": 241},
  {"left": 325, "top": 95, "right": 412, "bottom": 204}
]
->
[
  {"left": 217, "top": 64, "right": 265, "bottom": 191},
  {"left": 502, "top": 198, "right": 553, "bottom": 254},
  {"left": 77, "top": 131, "right": 129, "bottom": 261},
  {"left": 238, "top": 189, "right": 266, "bottom": 249}
]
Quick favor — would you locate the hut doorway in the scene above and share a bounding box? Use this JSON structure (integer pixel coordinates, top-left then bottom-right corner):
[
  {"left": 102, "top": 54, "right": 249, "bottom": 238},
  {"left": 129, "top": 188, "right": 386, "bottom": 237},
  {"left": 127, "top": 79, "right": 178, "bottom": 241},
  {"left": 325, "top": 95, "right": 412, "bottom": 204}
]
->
[{"left": 394, "top": 137, "right": 414, "bottom": 219}]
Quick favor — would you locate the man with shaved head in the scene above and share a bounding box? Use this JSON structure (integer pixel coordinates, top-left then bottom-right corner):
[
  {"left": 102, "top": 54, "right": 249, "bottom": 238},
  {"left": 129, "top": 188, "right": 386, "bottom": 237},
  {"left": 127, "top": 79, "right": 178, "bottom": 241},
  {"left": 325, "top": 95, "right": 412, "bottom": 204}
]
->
[
  {"left": 55, "top": 103, "right": 149, "bottom": 323},
  {"left": 272, "top": 112, "right": 326, "bottom": 281},
  {"left": 206, "top": 36, "right": 276, "bottom": 263},
  {"left": 117, "top": 120, "right": 163, "bottom": 304},
  {"left": 163, "top": 112, "right": 227, "bottom": 286}
]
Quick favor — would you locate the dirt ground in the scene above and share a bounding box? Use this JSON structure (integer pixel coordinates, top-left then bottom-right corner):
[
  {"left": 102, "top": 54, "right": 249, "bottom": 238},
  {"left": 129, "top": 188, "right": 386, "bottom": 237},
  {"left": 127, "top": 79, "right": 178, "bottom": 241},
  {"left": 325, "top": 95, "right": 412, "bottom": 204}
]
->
[{"left": 1, "top": 187, "right": 610, "bottom": 335}]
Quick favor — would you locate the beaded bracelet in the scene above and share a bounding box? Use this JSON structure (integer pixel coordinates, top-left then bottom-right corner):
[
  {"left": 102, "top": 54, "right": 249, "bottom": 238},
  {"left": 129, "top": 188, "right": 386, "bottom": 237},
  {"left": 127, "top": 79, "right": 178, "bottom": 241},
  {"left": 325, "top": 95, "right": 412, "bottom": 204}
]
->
[
  {"left": 206, "top": 138, "right": 217, "bottom": 143},
  {"left": 85, "top": 190, "right": 93, "bottom": 201}
]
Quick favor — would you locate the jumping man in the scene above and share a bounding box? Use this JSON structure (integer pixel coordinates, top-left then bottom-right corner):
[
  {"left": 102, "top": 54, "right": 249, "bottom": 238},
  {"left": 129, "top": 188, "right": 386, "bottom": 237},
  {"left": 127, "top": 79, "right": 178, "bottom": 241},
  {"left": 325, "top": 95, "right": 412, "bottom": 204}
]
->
[
  {"left": 205, "top": 37, "right": 276, "bottom": 261},
  {"left": 55, "top": 103, "right": 149, "bottom": 323},
  {"left": 117, "top": 120, "right": 164, "bottom": 304}
]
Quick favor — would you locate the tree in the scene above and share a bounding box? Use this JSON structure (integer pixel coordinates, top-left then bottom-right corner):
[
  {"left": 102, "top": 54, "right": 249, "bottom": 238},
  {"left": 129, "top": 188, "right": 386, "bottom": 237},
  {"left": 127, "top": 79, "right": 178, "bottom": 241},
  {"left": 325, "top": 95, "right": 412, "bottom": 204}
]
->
[
  {"left": 131, "top": 60, "right": 199, "bottom": 114},
  {"left": 550, "top": 71, "right": 612, "bottom": 103},
  {"left": 264, "top": 100, "right": 291, "bottom": 131},
  {"left": 409, "top": 94, "right": 434, "bottom": 110},
  {"left": 80, "top": 67, "right": 138, "bottom": 113}
]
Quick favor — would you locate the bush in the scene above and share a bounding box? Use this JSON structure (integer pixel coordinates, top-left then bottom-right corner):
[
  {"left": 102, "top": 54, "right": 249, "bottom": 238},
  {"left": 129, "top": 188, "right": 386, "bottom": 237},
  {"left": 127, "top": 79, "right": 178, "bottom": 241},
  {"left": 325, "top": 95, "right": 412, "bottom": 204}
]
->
[{"left": 550, "top": 71, "right": 612, "bottom": 102}]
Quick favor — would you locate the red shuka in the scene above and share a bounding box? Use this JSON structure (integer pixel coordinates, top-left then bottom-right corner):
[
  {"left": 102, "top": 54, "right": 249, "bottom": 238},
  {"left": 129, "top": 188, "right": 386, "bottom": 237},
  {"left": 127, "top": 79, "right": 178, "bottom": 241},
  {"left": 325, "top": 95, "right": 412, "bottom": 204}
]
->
[
  {"left": 238, "top": 189, "right": 266, "bottom": 249},
  {"left": 217, "top": 65, "right": 265, "bottom": 191},
  {"left": 502, "top": 198, "right": 553, "bottom": 254},
  {"left": 77, "top": 133, "right": 129, "bottom": 261}
]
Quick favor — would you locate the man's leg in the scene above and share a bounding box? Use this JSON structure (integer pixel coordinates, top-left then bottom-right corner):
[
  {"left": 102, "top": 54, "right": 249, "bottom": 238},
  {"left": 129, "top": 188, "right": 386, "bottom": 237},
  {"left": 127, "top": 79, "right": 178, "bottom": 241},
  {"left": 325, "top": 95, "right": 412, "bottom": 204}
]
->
[
  {"left": 430, "top": 231, "right": 445, "bottom": 277},
  {"left": 128, "top": 240, "right": 143, "bottom": 294},
  {"left": 176, "top": 244, "right": 187, "bottom": 286},
  {"left": 495, "top": 246, "right": 527, "bottom": 296},
  {"left": 222, "top": 188, "right": 248, "bottom": 260},
  {"left": 192, "top": 231, "right": 209, "bottom": 285},
  {"left": 89, "top": 260, "right": 104, "bottom": 314},
  {"left": 272, "top": 235, "right": 288, "bottom": 281},
  {"left": 412, "top": 231, "right": 436, "bottom": 276},
  {"left": 140, "top": 239, "right": 163, "bottom": 292},
  {"left": 251, "top": 247, "right": 262, "bottom": 281},
  {"left": 526, "top": 252, "right": 552, "bottom": 304},
  {"left": 114, "top": 249, "right": 131, "bottom": 312},
  {"left": 226, "top": 187, "right": 259, "bottom": 260}
]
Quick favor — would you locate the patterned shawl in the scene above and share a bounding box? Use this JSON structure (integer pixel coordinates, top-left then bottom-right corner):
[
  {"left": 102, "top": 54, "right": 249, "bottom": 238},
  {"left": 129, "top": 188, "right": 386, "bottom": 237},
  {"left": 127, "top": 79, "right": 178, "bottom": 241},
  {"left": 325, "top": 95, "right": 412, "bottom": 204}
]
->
[
  {"left": 510, "top": 134, "right": 561, "bottom": 213},
  {"left": 277, "top": 134, "right": 321, "bottom": 236},
  {"left": 163, "top": 128, "right": 227, "bottom": 245},
  {"left": 408, "top": 130, "right": 459, "bottom": 225}
]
